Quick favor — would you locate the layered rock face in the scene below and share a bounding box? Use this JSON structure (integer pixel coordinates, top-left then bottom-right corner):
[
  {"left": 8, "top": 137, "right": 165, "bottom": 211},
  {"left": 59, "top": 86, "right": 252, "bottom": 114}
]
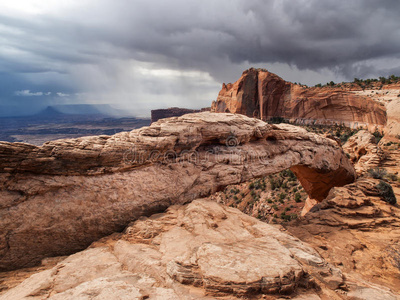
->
[
  {"left": 343, "top": 130, "right": 385, "bottom": 175},
  {"left": 0, "top": 112, "right": 356, "bottom": 271},
  {"left": 211, "top": 68, "right": 387, "bottom": 131},
  {"left": 3, "top": 199, "right": 397, "bottom": 299},
  {"left": 353, "top": 84, "right": 400, "bottom": 137},
  {"left": 386, "top": 99, "right": 400, "bottom": 137},
  {"left": 287, "top": 178, "right": 400, "bottom": 295}
]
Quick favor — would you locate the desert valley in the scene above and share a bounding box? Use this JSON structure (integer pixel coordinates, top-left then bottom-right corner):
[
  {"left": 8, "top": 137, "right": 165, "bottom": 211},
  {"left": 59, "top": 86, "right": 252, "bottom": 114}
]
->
[{"left": 0, "top": 69, "right": 399, "bottom": 299}]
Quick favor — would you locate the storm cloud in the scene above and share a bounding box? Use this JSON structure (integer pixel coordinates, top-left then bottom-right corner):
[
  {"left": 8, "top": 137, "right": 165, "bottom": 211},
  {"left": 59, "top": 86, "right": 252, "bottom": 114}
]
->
[{"left": 1, "top": 0, "right": 399, "bottom": 116}]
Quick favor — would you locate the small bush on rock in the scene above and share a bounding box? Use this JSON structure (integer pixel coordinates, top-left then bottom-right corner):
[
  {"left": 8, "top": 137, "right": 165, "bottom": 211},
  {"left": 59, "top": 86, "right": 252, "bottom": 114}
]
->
[
  {"left": 372, "top": 130, "right": 383, "bottom": 143},
  {"left": 368, "top": 167, "right": 387, "bottom": 179},
  {"left": 376, "top": 180, "right": 397, "bottom": 205},
  {"left": 294, "top": 192, "right": 302, "bottom": 203}
]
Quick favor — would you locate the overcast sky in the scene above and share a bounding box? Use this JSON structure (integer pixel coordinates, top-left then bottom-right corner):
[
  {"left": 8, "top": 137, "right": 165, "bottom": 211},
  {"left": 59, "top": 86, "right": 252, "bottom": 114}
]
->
[{"left": 1, "top": 0, "right": 400, "bottom": 116}]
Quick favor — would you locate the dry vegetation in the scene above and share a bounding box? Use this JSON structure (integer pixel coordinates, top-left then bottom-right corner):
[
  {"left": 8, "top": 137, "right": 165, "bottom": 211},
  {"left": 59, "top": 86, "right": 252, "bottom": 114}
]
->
[{"left": 209, "top": 169, "right": 308, "bottom": 223}]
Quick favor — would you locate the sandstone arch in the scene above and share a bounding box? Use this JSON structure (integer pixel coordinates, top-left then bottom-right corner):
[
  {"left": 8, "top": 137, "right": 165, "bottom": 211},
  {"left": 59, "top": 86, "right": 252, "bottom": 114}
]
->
[{"left": 0, "top": 112, "right": 356, "bottom": 270}]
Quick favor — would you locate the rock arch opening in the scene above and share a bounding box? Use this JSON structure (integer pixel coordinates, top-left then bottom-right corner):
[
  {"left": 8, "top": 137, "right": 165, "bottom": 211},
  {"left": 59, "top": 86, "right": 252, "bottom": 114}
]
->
[{"left": 0, "top": 112, "right": 356, "bottom": 270}]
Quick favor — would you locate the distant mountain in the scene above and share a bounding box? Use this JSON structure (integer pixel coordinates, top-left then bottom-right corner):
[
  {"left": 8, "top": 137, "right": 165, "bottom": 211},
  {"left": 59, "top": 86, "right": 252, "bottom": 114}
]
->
[
  {"left": 0, "top": 104, "right": 135, "bottom": 118},
  {"left": 52, "top": 104, "right": 105, "bottom": 115},
  {"left": 30, "top": 105, "right": 112, "bottom": 122},
  {"left": 34, "top": 106, "right": 67, "bottom": 118}
]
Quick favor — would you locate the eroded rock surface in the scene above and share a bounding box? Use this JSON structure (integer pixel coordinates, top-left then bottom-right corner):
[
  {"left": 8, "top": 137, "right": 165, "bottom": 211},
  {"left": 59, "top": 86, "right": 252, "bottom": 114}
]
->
[
  {"left": 2, "top": 199, "right": 389, "bottom": 300},
  {"left": 211, "top": 68, "right": 387, "bottom": 131},
  {"left": 287, "top": 178, "right": 400, "bottom": 295},
  {"left": 0, "top": 112, "right": 356, "bottom": 271},
  {"left": 353, "top": 85, "right": 400, "bottom": 137},
  {"left": 343, "top": 130, "right": 385, "bottom": 175},
  {"left": 386, "top": 99, "right": 400, "bottom": 137}
]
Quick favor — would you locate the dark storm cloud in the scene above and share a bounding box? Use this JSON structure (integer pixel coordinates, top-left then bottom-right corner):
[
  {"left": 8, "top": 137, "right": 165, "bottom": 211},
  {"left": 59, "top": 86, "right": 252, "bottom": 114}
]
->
[
  {"left": 1, "top": 0, "right": 400, "bottom": 115},
  {"left": 87, "top": 0, "right": 400, "bottom": 79}
]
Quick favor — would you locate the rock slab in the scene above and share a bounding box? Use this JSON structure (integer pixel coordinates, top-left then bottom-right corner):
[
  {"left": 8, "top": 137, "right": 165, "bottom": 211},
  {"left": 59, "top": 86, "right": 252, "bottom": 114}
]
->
[
  {"left": 0, "top": 200, "right": 344, "bottom": 299},
  {"left": 0, "top": 112, "right": 356, "bottom": 270}
]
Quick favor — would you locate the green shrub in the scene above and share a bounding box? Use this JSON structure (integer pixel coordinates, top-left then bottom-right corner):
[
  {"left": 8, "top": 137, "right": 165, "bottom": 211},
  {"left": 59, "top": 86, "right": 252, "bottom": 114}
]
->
[
  {"left": 368, "top": 167, "right": 387, "bottom": 179},
  {"left": 270, "top": 116, "right": 286, "bottom": 124},
  {"left": 280, "top": 212, "right": 298, "bottom": 221},
  {"left": 269, "top": 178, "right": 277, "bottom": 190},
  {"left": 372, "top": 130, "right": 383, "bottom": 143},
  {"left": 280, "top": 212, "right": 289, "bottom": 220},
  {"left": 376, "top": 180, "right": 397, "bottom": 205},
  {"left": 294, "top": 192, "right": 302, "bottom": 203},
  {"left": 252, "top": 178, "right": 266, "bottom": 190}
]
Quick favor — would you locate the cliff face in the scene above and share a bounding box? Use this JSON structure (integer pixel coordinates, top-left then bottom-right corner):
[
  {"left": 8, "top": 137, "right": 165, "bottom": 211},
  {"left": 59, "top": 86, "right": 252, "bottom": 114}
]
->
[
  {"left": 385, "top": 99, "right": 400, "bottom": 137},
  {"left": 211, "top": 68, "right": 387, "bottom": 131},
  {"left": 0, "top": 112, "right": 355, "bottom": 271}
]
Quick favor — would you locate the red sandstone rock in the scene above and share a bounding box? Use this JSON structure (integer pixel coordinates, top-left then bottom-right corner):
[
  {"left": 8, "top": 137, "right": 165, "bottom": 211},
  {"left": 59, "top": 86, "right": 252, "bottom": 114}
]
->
[
  {"left": 287, "top": 178, "right": 400, "bottom": 294},
  {"left": 343, "top": 130, "right": 386, "bottom": 175},
  {"left": 211, "top": 68, "right": 387, "bottom": 131}
]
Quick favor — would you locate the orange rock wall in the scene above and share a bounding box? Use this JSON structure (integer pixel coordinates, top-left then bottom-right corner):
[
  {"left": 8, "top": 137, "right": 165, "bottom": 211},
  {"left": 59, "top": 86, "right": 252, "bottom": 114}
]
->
[{"left": 212, "top": 68, "right": 387, "bottom": 131}]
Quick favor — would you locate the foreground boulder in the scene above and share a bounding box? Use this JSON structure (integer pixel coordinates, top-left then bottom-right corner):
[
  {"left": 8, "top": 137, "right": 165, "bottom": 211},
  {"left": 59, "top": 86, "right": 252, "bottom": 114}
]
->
[
  {"left": 3, "top": 200, "right": 397, "bottom": 299},
  {"left": 0, "top": 112, "right": 356, "bottom": 270}
]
